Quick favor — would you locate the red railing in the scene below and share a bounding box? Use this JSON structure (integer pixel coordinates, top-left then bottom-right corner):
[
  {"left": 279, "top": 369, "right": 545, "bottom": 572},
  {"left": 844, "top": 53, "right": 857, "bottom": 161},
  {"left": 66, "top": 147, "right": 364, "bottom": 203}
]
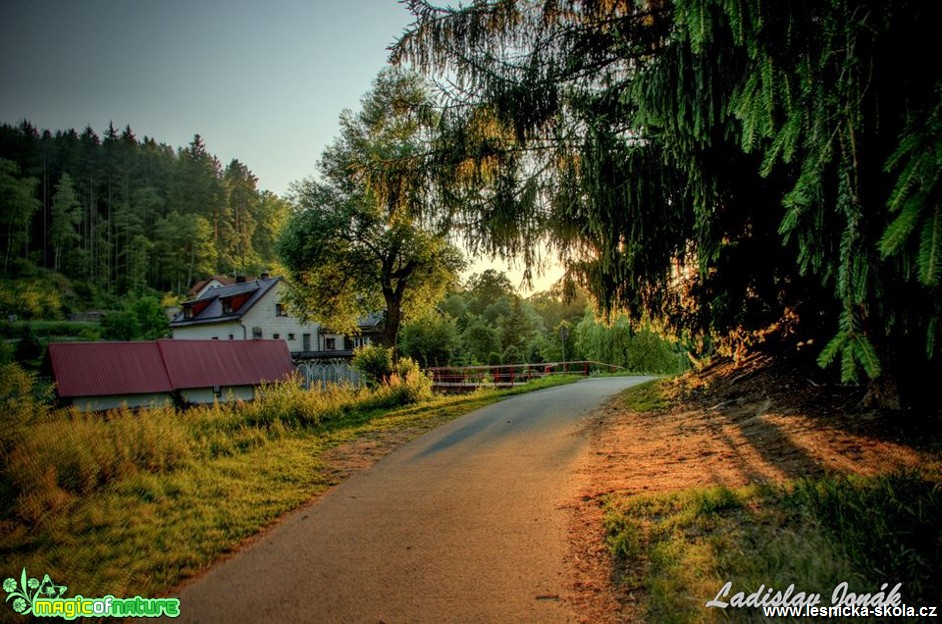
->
[{"left": 425, "top": 361, "right": 625, "bottom": 390}]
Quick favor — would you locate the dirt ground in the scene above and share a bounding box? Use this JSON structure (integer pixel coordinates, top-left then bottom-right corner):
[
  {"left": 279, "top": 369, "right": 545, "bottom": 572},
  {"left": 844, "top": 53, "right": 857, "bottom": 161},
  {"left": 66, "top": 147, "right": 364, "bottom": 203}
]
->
[{"left": 563, "top": 354, "right": 940, "bottom": 623}]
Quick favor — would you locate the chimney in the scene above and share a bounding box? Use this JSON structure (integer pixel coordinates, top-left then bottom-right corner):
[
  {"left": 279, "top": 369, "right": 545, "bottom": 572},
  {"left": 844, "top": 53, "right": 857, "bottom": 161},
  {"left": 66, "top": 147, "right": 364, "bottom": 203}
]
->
[
  {"left": 236, "top": 275, "right": 246, "bottom": 283},
  {"left": 260, "top": 271, "right": 270, "bottom": 280}
]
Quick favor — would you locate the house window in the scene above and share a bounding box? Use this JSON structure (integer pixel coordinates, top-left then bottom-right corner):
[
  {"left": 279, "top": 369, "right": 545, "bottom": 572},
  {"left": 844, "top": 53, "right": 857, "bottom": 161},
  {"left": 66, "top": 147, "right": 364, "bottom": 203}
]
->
[
  {"left": 325, "top": 337, "right": 336, "bottom": 350},
  {"left": 276, "top": 303, "right": 288, "bottom": 317},
  {"left": 252, "top": 327, "right": 262, "bottom": 339},
  {"left": 213, "top": 385, "right": 222, "bottom": 398},
  {"left": 273, "top": 333, "right": 280, "bottom": 339},
  {"left": 288, "top": 333, "right": 295, "bottom": 340},
  {"left": 222, "top": 300, "right": 233, "bottom": 314},
  {"left": 212, "top": 336, "right": 218, "bottom": 340},
  {"left": 183, "top": 307, "right": 194, "bottom": 319},
  {"left": 228, "top": 334, "right": 234, "bottom": 340}
]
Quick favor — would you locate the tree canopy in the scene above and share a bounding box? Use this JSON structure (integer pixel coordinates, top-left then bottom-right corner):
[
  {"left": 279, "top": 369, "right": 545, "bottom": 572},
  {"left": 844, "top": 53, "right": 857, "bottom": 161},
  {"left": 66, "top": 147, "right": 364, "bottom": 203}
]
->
[
  {"left": 278, "top": 69, "right": 466, "bottom": 348},
  {"left": 392, "top": 0, "right": 942, "bottom": 406}
]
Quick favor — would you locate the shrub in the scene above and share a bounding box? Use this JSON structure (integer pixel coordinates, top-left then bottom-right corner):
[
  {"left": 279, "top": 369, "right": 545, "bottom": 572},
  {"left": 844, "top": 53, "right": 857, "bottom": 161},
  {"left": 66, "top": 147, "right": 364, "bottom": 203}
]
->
[
  {"left": 0, "top": 279, "right": 63, "bottom": 320},
  {"left": 0, "top": 363, "right": 49, "bottom": 455},
  {"left": 372, "top": 358, "right": 434, "bottom": 407},
  {"left": 352, "top": 344, "right": 394, "bottom": 387}
]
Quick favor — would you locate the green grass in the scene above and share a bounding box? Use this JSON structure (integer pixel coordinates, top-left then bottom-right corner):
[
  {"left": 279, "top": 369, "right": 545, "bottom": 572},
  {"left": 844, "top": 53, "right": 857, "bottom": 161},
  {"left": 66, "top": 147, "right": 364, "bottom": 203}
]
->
[
  {"left": 619, "top": 377, "right": 673, "bottom": 413},
  {"left": 0, "top": 367, "right": 580, "bottom": 616},
  {"left": 605, "top": 473, "right": 942, "bottom": 623}
]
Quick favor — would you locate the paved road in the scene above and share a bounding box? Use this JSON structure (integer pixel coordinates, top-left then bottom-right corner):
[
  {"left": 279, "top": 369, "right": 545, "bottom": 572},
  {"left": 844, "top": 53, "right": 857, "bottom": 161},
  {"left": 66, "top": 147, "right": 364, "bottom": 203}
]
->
[{"left": 173, "top": 376, "right": 652, "bottom": 624}]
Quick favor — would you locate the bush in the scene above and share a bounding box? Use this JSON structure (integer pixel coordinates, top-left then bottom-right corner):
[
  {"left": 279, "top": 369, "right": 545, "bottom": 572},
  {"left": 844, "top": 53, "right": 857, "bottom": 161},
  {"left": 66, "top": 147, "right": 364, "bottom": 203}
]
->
[
  {"left": 502, "top": 345, "right": 522, "bottom": 364},
  {"left": 371, "top": 357, "right": 434, "bottom": 407},
  {"left": 0, "top": 279, "right": 63, "bottom": 320},
  {"left": 351, "top": 344, "right": 394, "bottom": 387},
  {"left": 0, "top": 363, "right": 49, "bottom": 456}
]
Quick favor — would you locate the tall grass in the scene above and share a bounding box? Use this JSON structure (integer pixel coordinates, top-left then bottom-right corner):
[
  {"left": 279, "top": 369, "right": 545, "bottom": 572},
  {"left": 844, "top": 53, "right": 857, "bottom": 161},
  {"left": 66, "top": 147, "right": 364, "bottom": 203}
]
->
[
  {"left": 0, "top": 363, "right": 573, "bottom": 607},
  {"left": 0, "top": 365, "right": 433, "bottom": 526}
]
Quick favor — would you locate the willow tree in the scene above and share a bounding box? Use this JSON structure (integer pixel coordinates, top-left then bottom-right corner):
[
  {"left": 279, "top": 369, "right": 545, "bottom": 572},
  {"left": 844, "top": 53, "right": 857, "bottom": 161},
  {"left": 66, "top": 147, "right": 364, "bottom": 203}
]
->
[
  {"left": 393, "top": 0, "right": 942, "bottom": 406},
  {"left": 278, "top": 69, "right": 465, "bottom": 349}
]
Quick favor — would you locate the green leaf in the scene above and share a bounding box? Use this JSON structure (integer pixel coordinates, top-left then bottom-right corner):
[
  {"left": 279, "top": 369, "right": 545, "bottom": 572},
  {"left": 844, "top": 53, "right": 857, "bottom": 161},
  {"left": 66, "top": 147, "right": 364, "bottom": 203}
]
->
[
  {"left": 840, "top": 343, "right": 859, "bottom": 384},
  {"left": 852, "top": 334, "right": 882, "bottom": 379},
  {"left": 928, "top": 317, "right": 939, "bottom": 359},
  {"left": 879, "top": 201, "right": 923, "bottom": 257},
  {"left": 817, "top": 332, "right": 847, "bottom": 369},
  {"left": 918, "top": 206, "right": 942, "bottom": 285}
]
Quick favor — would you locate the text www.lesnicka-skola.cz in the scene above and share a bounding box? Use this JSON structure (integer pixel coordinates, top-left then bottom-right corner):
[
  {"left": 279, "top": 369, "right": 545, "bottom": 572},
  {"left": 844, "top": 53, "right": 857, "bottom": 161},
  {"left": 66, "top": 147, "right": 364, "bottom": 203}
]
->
[
  {"left": 706, "top": 580, "right": 937, "bottom": 618},
  {"left": 763, "top": 604, "right": 937, "bottom": 618}
]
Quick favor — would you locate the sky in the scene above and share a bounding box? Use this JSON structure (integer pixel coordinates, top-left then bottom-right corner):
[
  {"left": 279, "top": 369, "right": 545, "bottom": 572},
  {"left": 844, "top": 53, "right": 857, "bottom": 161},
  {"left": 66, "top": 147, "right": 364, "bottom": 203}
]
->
[{"left": 0, "top": 0, "right": 562, "bottom": 291}]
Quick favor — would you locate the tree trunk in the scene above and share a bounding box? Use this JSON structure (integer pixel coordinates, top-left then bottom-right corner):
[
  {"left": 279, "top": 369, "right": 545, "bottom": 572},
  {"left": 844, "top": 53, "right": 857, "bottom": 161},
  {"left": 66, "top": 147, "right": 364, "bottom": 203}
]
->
[{"left": 382, "top": 289, "right": 402, "bottom": 357}]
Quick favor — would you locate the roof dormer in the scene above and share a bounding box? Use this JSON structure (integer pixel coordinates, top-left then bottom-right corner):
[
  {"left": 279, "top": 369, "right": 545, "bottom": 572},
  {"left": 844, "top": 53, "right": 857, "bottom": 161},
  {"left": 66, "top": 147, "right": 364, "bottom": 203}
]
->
[{"left": 182, "top": 298, "right": 214, "bottom": 319}]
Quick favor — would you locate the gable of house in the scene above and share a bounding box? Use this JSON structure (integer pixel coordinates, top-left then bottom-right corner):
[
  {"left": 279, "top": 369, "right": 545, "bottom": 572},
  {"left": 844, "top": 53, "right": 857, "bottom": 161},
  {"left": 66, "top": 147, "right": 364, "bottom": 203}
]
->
[
  {"left": 173, "top": 277, "right": 281, "bottom": 328},
  {"left": 172, "top": 276, "right": 385, "bottom": 358},
  {"left": 187, "top": 276, "right": 236, "bottom": 299}
]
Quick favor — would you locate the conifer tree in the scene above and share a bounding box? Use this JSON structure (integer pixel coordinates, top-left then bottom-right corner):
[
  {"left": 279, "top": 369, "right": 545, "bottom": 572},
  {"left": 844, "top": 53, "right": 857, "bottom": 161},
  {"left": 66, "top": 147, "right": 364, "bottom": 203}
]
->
[
  {"left": 393, "top": 0, "right": 942, "bottom": 406},
  {"left": 50, "top": 173, "right": 81, "bottom": 273}
]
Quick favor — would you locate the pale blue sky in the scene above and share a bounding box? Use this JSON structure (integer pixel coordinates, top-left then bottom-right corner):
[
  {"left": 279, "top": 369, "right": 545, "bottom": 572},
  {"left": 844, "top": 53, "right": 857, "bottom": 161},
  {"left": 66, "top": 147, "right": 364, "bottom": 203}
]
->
[
  {"left": 1, "top": 0, "right": 413, "bottom": 195},
  {"left": 0, "top": 0, "right": 563, "bottom": 290}
]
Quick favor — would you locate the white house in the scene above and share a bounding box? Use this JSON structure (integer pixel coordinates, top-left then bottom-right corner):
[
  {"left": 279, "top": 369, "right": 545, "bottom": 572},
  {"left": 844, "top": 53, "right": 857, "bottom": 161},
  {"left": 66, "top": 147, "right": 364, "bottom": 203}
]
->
[
  {"left": 170, "top": 275, "right": 381, "bottom": 358},
  {"left": 188, "top": 275, "right": 236, "bottom": 299}
]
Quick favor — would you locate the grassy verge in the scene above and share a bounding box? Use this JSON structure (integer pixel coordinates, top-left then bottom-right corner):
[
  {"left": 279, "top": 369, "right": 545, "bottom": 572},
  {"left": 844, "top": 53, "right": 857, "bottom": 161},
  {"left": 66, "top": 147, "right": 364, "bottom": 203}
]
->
[
  {"left": 618, "top": 376, "right": 674, "bottom": 412},
  {"left": 605, "top": 380, "right": 942, "bottom": 623},
  {"left": 605, "top": 474, "right": 942, "bottom": 623},
  {"left": 0, "top": 368, "right": 580, "bottom": 612}
]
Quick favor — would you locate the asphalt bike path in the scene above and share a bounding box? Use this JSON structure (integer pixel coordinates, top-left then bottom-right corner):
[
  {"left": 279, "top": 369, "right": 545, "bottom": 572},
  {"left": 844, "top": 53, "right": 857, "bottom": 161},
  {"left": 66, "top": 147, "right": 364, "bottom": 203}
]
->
[{"left": 172, "top": 376, "right": 653, "bottom": 623}]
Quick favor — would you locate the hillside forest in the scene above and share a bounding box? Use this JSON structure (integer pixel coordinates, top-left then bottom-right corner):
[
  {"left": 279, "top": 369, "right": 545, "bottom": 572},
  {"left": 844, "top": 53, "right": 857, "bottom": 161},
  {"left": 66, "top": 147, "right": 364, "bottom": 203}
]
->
[{"left": 0, "top": 121, "right": 288, "bottom": 300}]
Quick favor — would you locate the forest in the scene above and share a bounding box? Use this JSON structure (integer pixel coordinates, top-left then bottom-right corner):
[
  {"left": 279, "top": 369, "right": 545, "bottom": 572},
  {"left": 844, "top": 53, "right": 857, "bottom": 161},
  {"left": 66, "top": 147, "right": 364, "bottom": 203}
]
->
[
  {"left": 397, "top": 269, "right": 687, "bottom": 373},
  {"left": 0, "top": 121, "right": 288, "bottom": 302},
  {"left": 5, "top": 0, "right": 942, "bottom": 410}
]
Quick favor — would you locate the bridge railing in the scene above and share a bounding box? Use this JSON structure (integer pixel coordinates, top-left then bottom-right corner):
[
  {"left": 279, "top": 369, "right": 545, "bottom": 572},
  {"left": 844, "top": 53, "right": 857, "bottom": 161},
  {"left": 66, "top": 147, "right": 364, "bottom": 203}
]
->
[{"left": 425, "top": 361, "right": 625, "bottom": 389}]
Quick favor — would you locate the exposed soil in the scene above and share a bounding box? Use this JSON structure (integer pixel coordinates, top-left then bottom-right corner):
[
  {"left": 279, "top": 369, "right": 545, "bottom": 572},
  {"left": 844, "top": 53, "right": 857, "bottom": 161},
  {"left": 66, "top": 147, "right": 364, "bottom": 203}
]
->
[{"left": 563, "top": 354, "right": 941, "bottom": 623}]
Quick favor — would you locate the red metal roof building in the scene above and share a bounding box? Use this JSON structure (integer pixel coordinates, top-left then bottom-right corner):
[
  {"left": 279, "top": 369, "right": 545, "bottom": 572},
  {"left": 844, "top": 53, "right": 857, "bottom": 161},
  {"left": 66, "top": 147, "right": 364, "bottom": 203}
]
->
[{"left": 48, "top": 339, "right": 295, "bottom": 411}]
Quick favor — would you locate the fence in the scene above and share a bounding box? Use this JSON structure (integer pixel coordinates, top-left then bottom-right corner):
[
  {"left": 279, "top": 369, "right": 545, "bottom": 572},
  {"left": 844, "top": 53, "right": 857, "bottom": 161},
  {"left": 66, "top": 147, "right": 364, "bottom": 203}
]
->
[
  {"left": 296, "top": 360, "right": 362, "bottom": 389},
  {"left": 425, "top": 360, "right": 625, "bottom": 391}
]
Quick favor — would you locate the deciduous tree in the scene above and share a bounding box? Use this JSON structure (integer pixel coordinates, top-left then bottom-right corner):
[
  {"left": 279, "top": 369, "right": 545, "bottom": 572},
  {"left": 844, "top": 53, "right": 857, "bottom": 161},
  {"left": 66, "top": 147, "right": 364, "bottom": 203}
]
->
[{"left": 278, "top": 69, "right": 466, "bottom": 349}]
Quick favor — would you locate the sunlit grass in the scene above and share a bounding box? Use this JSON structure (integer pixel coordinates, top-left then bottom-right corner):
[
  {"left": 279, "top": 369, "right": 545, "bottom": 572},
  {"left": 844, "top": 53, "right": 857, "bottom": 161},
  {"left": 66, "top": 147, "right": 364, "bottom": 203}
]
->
[
  {"left": 0, "top": 365, "right": 582, "bottom": 610},
  {"left": 605, "top": 473, "right": 942, "bottom": 623},
  {"left": 619, "top": 377, "right": 673, "bottom": 413}
]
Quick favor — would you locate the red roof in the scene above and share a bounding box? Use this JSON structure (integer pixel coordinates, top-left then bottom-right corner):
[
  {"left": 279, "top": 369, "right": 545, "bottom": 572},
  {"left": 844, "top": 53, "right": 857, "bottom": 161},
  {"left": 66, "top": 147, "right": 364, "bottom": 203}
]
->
[
  {"left": 48, "top": 340, "right": 294, "bottom": 398},
  {"left": 158, "top": 340, "right": 294, "bottom": 389},
  {"left": 49, "top": 341, "right": 173, "bottom": 397}
]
